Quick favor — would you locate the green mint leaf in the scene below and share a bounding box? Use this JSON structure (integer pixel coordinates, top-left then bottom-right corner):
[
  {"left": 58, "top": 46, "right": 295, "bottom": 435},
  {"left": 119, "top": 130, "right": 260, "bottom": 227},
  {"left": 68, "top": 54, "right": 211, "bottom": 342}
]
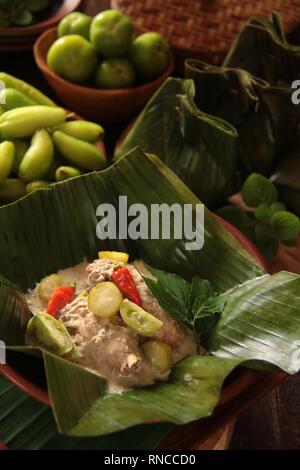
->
[
  {"left": 272, "top": 210, "right": 300, "bottom": 243},
  {"left": 254, "top": 203, "right": 272, "bottom": 221},
  {"left": 242, "top": 173, "right": 278, "bottom": 207}
]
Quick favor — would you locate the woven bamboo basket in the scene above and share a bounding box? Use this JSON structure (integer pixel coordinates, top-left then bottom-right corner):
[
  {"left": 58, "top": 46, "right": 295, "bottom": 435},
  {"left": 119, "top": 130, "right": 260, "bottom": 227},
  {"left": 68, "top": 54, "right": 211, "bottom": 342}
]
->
[{"left": 112, "top": 0, "right": 300, "bottom": 71}]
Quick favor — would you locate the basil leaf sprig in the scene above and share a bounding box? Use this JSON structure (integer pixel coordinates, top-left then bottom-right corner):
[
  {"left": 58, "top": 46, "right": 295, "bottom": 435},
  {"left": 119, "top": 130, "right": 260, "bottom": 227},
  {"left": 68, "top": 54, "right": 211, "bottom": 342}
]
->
[{"left": 142, "top": 265, "right": 226, "bottom": 335}]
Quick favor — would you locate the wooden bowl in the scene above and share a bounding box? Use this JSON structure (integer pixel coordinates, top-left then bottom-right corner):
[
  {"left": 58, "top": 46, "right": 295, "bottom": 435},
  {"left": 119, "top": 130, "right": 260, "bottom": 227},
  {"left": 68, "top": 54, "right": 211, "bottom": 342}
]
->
[
  {"left": 0, "top": 0, "right": 83, "bottom": 52},
  {"left": 34, "top": 27, "right": 174, "bottom": 124},
  {"left": 0, "top": 218, "right": 286, "bottom": 450}
]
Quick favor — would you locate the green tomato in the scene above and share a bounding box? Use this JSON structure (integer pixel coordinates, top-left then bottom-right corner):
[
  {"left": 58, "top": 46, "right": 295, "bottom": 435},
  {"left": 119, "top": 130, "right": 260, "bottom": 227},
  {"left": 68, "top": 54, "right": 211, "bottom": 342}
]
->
[
  {"left": 38, "top": 274, "right": 65, "bottom": 303},
  {"left": 58, "top": 11, "right": 92, "bottom": 40},
  {"left": 120, "top": 299, "right": 163, "bottom": 336},
  {"left": 88, "top": 282, "right": 123, "bottom": 319},
  {"left": 129, "top": 32, "right": 171, "bottom": 81},
  {"left": 95, "top": 58, "right": 136, "bottom": 89},
  {"left": 142, "top": 340, "right": 173, "bottom": 373},
  {"left": 26, "top": 313, "right": 74, "bottom": 356},
  {"left": 90, "top": 10, "right": 133, "bottom": 57},
  {"left": 47, "top": 35, "right": 97, "bottom": 84}
]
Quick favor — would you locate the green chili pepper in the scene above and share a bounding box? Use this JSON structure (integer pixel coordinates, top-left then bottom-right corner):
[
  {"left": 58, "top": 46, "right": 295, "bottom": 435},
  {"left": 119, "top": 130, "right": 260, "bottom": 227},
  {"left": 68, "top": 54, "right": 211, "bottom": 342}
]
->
[
  {"left": 0, "top": 72, "right": 55, "bottom": 107},
  {"left": 11, "top": 139, "right": 30, "bottom": 174},
  {"left": 44, "top": 157, "right": 60, "bottom": 180},
  {"left": 55, "top": 165, "right": 81, "bottom": 182},
  {"left": 0, "top": 178, "right": 26, "bottom": 203},
  {"left": 0, "top": 141, "right": 15, "bottom": 184},
  {"left": 0, "top": 88, "right": 39, "bottom": 111},
  {"left": 55, "top": 120, "right": 104, "bottom": 142},
  {"left": 52, "top": 130, "right": 106, "bottom": 171},
  {"left": 0, "top": 106, "right": 66, "bottom": 138},
  {"left": 19, "top": 129, "right": 54, "bottom": 182},
  {"left": 26, "top": 180, "right": 50, "bottom": 193}
]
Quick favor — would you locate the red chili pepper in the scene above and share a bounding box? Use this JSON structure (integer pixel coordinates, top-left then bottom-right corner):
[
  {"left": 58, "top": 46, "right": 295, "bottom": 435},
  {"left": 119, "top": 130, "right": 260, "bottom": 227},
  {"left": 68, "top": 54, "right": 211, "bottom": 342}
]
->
[
  {"left": 112, "top": 267, "right": 142, "bottom": 306},
  {"left": 47, "top": 285, "right": 75, "bottom": 317}
]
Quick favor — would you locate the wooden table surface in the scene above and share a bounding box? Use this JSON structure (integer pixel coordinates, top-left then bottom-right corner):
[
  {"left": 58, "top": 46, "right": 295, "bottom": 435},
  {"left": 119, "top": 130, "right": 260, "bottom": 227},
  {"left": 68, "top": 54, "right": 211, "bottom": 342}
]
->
[
  {"left": 228, "top": 240, "right": 300, "bottom": 450},
  {"left": 1, "top": 0, "right": 299, "bottom": 450}
]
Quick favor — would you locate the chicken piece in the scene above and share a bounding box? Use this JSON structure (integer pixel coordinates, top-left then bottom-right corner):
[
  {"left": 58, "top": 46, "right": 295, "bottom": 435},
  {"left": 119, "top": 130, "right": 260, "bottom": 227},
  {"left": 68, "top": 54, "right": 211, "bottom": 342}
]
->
[
  {"left": 85, "top": 258, "right": 197, "bottom": 362},
  {"left": 86, "top": 258, "right": 124, "bottom": 288},
  {"left": 59, "top": 295, "right": 167, "bottom": 390},
  {"left": 128, "top": 261, "right": 198, "bottom": 361}
]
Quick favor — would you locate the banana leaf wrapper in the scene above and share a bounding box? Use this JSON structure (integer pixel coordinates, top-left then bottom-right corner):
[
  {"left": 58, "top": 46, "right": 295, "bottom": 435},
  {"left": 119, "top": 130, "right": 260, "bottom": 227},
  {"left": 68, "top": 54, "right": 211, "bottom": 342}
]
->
[
  {"left": 185, "top": 59, "right": 300, "bottom": 175},
  {"left": 114, "top": 78, "right": 239, "bottom": 209},
  {"left": 223, "top": 11, "right": 300, "bottom": 87},
  {"left": 1, "top": 149, "right": 300, "bottom": 439}
]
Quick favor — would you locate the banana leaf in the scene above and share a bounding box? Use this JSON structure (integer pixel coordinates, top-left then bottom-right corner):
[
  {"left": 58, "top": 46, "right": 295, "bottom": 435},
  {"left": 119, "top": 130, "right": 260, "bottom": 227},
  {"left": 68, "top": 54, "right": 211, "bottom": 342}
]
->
[
  {"left": 44, "top": 352, "right": 240, "bottom": 436},
  {"left": 207, "top": 272, "right": 300, "bottom": 374},
  {"left": 223, "top": 11, "right": 300, "bottom": 87},
  {"left": 0, "top": 148, "right": 263, "bottom": 438},
  {"left": 0, "top": 374, "right": 172, "bottom": 450},
  {"left": 1, "top": 149, "right": 300, "bottom": 439},
  {"left": 271, "top": 132, "right": 300, "bottom": 216},
  {"left": 0, "top": 149, "right": 262, "bottom": 296},
  {"left": 114, "top": 78, "right": 239, "bottom": 208},
  {"left": 0, "top": 275, "right": 31, "bottom": 345},
  {"left": 185, "top": 59, "right": 300, "bottom": 174}
]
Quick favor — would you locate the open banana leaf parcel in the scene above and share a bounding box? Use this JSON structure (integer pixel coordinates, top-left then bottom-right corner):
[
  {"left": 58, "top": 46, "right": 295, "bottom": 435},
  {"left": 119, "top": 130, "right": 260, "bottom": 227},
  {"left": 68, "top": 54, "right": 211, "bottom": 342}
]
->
[{"left": 1, "top": 149, "right": 300, "bottom": 438}]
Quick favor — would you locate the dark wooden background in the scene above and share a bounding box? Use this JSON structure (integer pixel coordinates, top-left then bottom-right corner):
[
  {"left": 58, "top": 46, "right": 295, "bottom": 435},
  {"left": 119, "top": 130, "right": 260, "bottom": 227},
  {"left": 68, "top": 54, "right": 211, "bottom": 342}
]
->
[{"left": 1, "top": 0, "right": 300, "bottom": 450}]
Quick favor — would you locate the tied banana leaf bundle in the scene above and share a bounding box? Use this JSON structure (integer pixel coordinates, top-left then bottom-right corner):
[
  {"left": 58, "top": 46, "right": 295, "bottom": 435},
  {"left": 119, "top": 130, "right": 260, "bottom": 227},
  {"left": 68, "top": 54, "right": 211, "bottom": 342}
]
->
[
  {"left": 185, "top": 59, "right": 300, "bottom": 175},
  {"left": 114, "top": 78, "right": 239, "bottom": 208},
  {"left": 223, "top": 11, "right": 300, "bottom": 87},
  {"left": 1, "top": 149, "right": 300, "bottom": 443}
]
